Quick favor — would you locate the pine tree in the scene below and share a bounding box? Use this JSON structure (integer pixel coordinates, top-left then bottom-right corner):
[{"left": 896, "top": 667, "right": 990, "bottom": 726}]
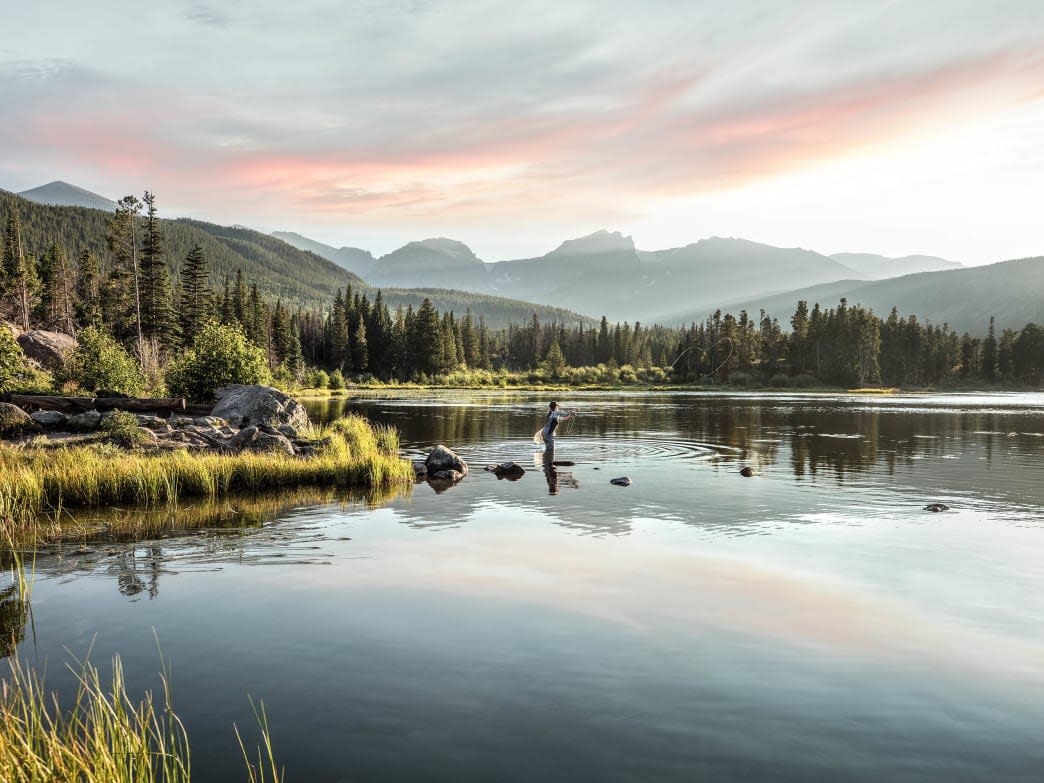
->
[
  {"left": 105, "top": 195, "right": 144, "bottom": 348},
  {"left": 76, "top": 249, "right": 102, "bottom": 328},
  {"left": 3, "top": 214, "right": 38, "bottom": 332},
  {"left": 139, "top": 192, "right": 176, "bottom": 345},
  {"left": 351, "top": 313, "right": 368, "bottom": 372},
  {"left": 40, "top": 241, "right": 75, "bottom": 333},
  {"left": 179, "top": 244, "right": 212, "bottom": 345}
]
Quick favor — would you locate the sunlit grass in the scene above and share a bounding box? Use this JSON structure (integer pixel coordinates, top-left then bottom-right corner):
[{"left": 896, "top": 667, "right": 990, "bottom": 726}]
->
[
  {"left": 0, "top": 652, "right": 283, "bottom": 783},
  {"left": 0, "top": 414, "right": 412, "bottom": 548}
]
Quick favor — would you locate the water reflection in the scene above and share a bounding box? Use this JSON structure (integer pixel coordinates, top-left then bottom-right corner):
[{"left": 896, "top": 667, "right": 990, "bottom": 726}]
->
[
  {"left": 15, "top": 487, "right": 406, "bottom": 609},
  {"left": 0, "top": 583, "right": 28, "bottom": 658},
  {"left": 308, "top": 392, "right": 1044, "bottom": 487}
]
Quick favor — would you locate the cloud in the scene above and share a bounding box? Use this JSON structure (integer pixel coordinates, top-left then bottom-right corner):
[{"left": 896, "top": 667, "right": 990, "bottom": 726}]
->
[{"left": 1, "top": 1, "right": 1042, "bottom": 259}]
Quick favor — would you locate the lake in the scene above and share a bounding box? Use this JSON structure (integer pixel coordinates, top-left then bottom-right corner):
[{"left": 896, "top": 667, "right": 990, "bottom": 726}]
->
[{"left": 5, "top": 391, "right": 1044, "bottom": 782}]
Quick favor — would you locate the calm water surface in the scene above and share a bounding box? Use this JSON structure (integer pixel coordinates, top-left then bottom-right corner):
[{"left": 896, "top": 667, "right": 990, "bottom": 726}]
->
[{"left": 5, "top": 391, "right": 1044, "bottom": 782}]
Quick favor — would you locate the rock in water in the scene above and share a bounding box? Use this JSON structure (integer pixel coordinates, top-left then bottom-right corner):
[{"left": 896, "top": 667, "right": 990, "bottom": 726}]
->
[
  {"left": 739, "top": 466, "right": 755, "bottom": 477},
  {"left": 924, "top": 503, "right": 950, "bottom": 512},
  {"left": 610, "top": 476, "right": 631, "bottom": 487},
  {"left": 492, "top": 461, "right": 525, "bottom": 479},
  {"left": 211, "top": 385, "right": 310, "bottom": 430},
  {"left": 425, "top": 444, "right": 468, "bottom": 477},
  {"left": 16, "top": 329, "right": 77, "bottom": 370}
]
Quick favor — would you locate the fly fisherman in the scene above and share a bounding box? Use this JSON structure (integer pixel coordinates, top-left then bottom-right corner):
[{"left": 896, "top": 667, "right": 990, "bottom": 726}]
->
[{"left": 541, "top": 401, "right": 575, "bottom": 451}]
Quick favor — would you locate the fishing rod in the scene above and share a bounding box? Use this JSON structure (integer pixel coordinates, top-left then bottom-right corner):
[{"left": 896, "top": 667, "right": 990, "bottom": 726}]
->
[{"left": 669, "top": 337, "right": 735, "bottom": 382}]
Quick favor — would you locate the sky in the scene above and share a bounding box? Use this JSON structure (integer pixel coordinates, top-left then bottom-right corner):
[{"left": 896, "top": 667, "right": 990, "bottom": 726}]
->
[{"left": 2, "top": 0, "right": 1042, "bottom": 264}]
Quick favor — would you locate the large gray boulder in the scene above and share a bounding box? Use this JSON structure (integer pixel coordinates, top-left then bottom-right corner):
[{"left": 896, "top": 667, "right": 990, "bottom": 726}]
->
[
  {"left": 210, "top": 385, "right": 310, "bottom": 431},
  {"left": 16, "top": 330, "right": 77, "bottom": 370},
  {"left": 425, "top": 445, "right": 468, "bottom": 477}
]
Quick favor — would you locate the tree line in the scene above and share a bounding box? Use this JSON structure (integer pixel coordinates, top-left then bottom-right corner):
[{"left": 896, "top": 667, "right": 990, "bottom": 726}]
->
[{"left": 2, "top": 195, "right": 1042, "bottom": 393}]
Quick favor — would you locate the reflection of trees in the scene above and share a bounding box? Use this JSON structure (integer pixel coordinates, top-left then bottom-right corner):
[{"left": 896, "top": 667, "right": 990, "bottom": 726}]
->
[
  {"left": 29, "top": 486, "right": 407, "bottom": 601},
  {"left": 329, "top": 392, "right": 1044, "bottom": 487},
  {"left": 0, "top": 583, "right": 29, "bottom": 659}
]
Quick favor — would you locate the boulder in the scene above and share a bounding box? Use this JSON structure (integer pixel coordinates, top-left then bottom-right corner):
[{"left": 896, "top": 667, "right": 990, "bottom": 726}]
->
[
  {"left": 425, "top": 445, "right": 468, "bottom": 477},
  {"left": 211, "top": 385, "right": 310, "bottom": 431},
  {"left": 135, "top": 415, "right": 168, "bottom": 430},
  {"left": 16, "top": 330, "right": 77, "bottom": 370},
  {"left": 67, "top": 410, "right": 102, "bottom": 431},
  {"left": 246, "top": 430, "right": 296, "bottom": 457},
  {"left": 610, "top": 476, "right": 632, "bottom": 487},
  {"left": 739, "top": 466, "right": 755, "bottom": 477},
  {"left": 0, "top": 402, "right": 38, "bottom": 436},
  {"left": 412, "top": 460, "right": 428, "bottom": 478},
  {"left": 430, "top": 469, "right": 465, "bottom": 482},
  {"left": 924, "top": 503, "right": 949, "bottom": 512},
  {"left": 226, "top": 425, "right": 259, "bottom": 451},
  {"left": 31, "top": 410, "right": 68, "bottom": 427}
]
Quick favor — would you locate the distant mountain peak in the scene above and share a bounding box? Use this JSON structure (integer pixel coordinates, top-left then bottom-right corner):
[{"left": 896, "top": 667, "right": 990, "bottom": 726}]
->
[
  {"left": 406, "top": 237, "right": 480, "bottom": 259},
  {"left": 17, "top": 180, "right": 117, "bottom": 212},
  {"left": 550, "top": 230, "right": 635, "bottom": 256}
]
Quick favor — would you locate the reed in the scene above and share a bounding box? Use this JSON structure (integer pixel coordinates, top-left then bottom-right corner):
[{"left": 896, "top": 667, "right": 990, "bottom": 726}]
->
[
  {"left": 0, "top": 653, "right": 282, "bottom": 783},
  {"left": 0, "top": 414, "right": 413, "bottom": 547},
  {"left": 0, "top": 654, "right": 191, "bottom": 782}
]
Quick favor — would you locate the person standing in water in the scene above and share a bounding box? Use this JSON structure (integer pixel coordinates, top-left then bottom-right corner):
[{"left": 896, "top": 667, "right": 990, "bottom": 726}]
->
[{"left": 542, "top": 401, "right": 575, "bottom": 451}]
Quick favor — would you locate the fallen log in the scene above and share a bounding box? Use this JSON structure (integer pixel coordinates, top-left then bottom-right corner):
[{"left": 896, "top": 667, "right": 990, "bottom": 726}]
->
[
  {"left": 7, "top": 394, "right": 95, "bottom": 413},
  {"left": 6, "top": 394, "right": 196, "bottom": 416}
]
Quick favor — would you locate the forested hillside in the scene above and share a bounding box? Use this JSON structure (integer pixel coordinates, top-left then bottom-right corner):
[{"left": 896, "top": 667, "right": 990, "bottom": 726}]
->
[{"left": 0, "top": 192, "right": 591, "bottom": 326}]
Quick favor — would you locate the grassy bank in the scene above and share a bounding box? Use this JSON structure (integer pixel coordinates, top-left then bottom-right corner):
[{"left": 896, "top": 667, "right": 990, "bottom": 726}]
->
[{"left": 0, "top": 415, "right": 412, "bottom": 547}]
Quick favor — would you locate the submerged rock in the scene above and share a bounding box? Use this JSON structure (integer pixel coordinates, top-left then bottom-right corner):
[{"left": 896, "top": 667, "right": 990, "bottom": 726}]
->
[
  {"left": 924, "top": 503, "right": 950, "bottom": 512},
  {"left": 739, "top": 466, "right": 755, "bottom": 477},
  {"left": 610, "top": 476, "right": 631, "bottom": 487},
  {"left": 425, "top": 444, "right": 468, "bottom": 477},
  {"left": 430, "top": 469, "right": 465, "bottom": 482},
  {"left": 488, "top": 461, "right": 525, "bottom": 479}
]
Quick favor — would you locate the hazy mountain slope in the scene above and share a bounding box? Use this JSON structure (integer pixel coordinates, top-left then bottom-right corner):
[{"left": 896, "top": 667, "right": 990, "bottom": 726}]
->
[
  {"left": 370, "top": 238, "right": 491, "bottom": 292},
  {"left": 378, "top": 288, "right": 595, "bottom": 329},
  {"left": 0, "top": 191, "right": 591, "bottom": 324},
  {"left": 832, "top": 252, "right": 963, "bottom": 279},
  {"left": 17, "top": 180, "right": 117, "bottom": 211},
  {"left": 639, "top": 238, "right": 862, "bottom": 321},
  {"left": 488, "top": 230, "right": 646, "bottom": 318},
  {"left": 272, "top": 230, "right": 375, "bottom": 278},
  {"left": 705, "top": 258, "right": 1044, "bottom": 335}
]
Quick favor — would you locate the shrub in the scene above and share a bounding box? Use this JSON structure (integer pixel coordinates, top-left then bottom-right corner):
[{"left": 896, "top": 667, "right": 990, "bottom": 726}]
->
[
  {"left": 166, "top": 321, "right": 271, "bottom": 402},
  {"left": 310, "top": 369, "right": 330, "bottom": 389},
  {"left": 790, "top": 373, "right": 820, "bottom": 388},
  {"left": 328, "top": 369, "right": 346, "bottom": 390},
  {"left": 101, "top": 410, "right": 151, "bottom": 448},
  {"left": 56, "top": 327, "right": 145, "bottom": 395},
  {"left": 769, "top": 372, "right": 790, "bottom": 388}
]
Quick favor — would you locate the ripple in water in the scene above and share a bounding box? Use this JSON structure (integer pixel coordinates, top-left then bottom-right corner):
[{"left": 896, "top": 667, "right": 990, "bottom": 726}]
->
[{"left": 407, "top": 435, "right": 737, "bottom": 465}]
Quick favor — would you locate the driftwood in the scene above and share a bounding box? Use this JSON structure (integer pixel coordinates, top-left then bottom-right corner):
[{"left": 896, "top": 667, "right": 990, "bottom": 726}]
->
[{"left": 5, "top": 394, "right": 208, "bottom": 417}]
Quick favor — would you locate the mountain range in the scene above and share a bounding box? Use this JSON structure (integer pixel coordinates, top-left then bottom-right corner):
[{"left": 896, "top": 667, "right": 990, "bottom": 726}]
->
[{"left": 10, "top": 180, "right": 1042, "bottom": 335}]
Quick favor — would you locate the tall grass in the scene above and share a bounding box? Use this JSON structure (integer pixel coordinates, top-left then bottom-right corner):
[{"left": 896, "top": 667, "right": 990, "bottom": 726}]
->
[
  {"left": 0, "top": 654, "right": 191, "bottom": 782},
  {"left": 0, "top": 414, "right": 412, "bottom": 547},
  {"left": 0, "top": 653, "right": 283, "bottom": 783}
]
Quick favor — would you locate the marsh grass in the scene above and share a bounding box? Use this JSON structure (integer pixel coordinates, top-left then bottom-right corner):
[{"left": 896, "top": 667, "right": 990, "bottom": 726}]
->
[
  {"left": 0, "top": 653, "right": 191, "bottom": 782},
  {"left": 0, "top": 414, "right": 412, "bottom": 548},
  {"left": 0, "top": 651, "right": 284, "bottom": 783}
]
